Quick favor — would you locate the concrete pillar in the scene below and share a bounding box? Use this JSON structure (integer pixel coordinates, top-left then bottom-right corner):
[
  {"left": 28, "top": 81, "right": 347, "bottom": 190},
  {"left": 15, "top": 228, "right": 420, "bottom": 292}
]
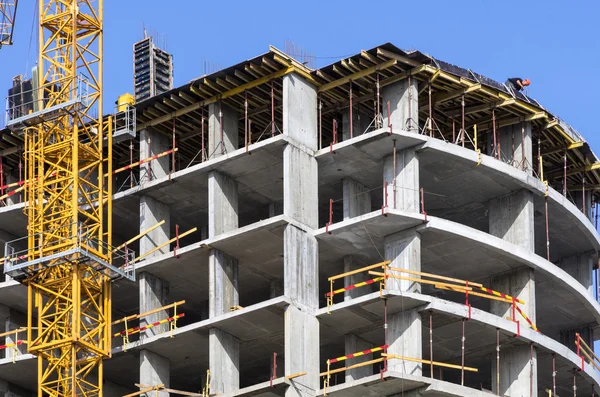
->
[
  {"left": 489, "top": 189, "right": 535, "bottom": 251},
  {"left": 282, "top": 73, "right": 320, "bottom": 397},
  {"left": 139, "top": 272, "right": 169, "bottom": 337},
  {"left": 270, "top": 279, "right": 284, "bottom": 298},
  {"left": 343, "top": 178, "right": 371, "bottom": 220},
  {"left": 140, "top": 350, "right": 170, "bottom": 397},
  {"left": 208, "top": 151, "right": 240, "bottom": 392},
  {"left": 344, "top": 255, "right": 375, "bottom": 301},
  {"left": 209, "top": 329, "right": 239, "bottom": 393},
  {"left": 282, "top": 73, "right": 318, "bottom": 151},
  {"left": 0, "top": 380, "right": 32, "bottom": 397},
  {"left": 209, "top": 250, "right": 238, "bottom": 316},
  {"left": 345, "top": 334, "right": 373, "bottom": 382},
  {"left": 268, "top": 201, "right": 283, "bottom": 218},
  {"left": 0, "top": 306, "right": 26, "bottom": 360},
  {"left": 383, "top": 148, "right": 419, "bottom": 212},
  {"left": 488, "top": 189, "right": 536, "bottom": 396},
  {"left": 491, "top": 344, "right": 537, "bottom": 397},
  {"left": 139, "top": 128, "right": 170, "bottom": 183},
  {"left": 208, "top": 171, "right": 238, "bottom": 237},
  {"left": 208, "top": 102, "right": 238, "bottom": 158},
  {"left": 384, "top": 227, "right": 422, "bottom": 375},
  {"left": 494, "top": 122, "right": 533, "bottom": 175},
  {"left": 3, "top": 170, "right": 21, "bottom": 206},
  {"left": 381, "top": 78, "right": 418, "bottom": 133},
  {"left": 139, "top": 196, "right": 170, "bottom": 257},
  {"left": 5, "top": 308, "right": 26, "bottom": 358},
  {"left": 558, "top": 253, "right": 594, "bottom": 295},
  {"left": 342, "top": 109, "right": 371, "bottom": 140},
  {"left": 384, "top": 229, "right": 421, "bottom": 292},
  {"left": 388, "top": 308, "right": 422, "bottom": 376},
  {"left": 490, "top": 267, "right": 536, "bottom": 322}
]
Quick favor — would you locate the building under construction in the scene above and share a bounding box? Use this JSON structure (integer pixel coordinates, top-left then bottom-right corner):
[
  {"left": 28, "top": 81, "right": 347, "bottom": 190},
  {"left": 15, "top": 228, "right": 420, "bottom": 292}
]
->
[{"left": 0, "top": 42, "right": 600, "bottom": 397}]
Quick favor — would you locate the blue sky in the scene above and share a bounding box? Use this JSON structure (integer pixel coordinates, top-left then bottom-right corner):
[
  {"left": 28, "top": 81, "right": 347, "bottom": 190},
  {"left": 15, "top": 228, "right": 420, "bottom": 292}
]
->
[
  {"left": 1, "top": 1, "right": 599, "bottom": 151},
  {"left": 0, "top": 1, "right": 597, "bottom": 142}
]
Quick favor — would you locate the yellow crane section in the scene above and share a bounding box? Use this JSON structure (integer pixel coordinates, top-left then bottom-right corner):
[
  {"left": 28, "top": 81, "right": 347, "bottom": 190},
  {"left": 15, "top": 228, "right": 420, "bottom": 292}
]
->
[
  {"left": 3, "top": 1, "right": 135, "bottom": 396},
  {"left": 0, "top": 0, "right": 18, "bottom": 48}
]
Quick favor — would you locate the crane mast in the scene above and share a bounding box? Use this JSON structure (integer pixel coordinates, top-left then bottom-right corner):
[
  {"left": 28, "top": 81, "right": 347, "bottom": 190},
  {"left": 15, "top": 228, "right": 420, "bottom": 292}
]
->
[
  {"left": 2, "top": 1, "right": 134, "bottom": 396},
  {"left": 0, "top": 0, "right": 18, "bottom": 48}
]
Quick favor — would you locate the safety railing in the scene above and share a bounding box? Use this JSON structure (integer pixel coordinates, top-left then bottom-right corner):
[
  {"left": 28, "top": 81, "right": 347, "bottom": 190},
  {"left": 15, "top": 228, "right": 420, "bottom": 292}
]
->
[
  {"left": 113, "top": 103, "right": 136, "bottom": 143},
  {"left": 325, "top": 262, "right": 538, "bottom": 335},
  {"left": 125, "top": 370, "right": 210, "bottom": 397},
  {"left": 4, "top": 74, "right": 90, "bottom": 130},
  {"left": 575, "top": 332, "right": 600, "bottom": 373},
  {"left": 0, "top": 327, "right": 28, "bottom": 363},
  {"left": 3, "top": 221, "right": 135, "bottom": 282},
  {"left": 112, "top": 300, "right": 185, "bottom": 350}
]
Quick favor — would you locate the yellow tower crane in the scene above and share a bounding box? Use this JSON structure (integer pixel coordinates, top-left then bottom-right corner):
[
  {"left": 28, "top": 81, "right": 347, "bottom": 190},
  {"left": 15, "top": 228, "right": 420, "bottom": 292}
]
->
[
  {"left": 3, "top": 1, "right": 134, "bottom": 396},
  {"left": 0, "top": 0, "right": 18, "bottom": 48}
]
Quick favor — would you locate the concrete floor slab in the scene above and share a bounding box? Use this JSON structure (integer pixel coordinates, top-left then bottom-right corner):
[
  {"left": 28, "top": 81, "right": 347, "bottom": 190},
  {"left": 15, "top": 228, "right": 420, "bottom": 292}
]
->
[{"left": 107, "top": 297, "right": 289, "bottom": 390}]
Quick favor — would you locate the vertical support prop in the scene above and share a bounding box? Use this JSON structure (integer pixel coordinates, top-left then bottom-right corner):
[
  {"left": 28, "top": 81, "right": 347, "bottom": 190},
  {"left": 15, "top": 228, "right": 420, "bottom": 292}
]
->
[
  {"left": 461, "top": 318, "right": 466, "bottom": 385},
  {"left": 270, "top": 352, "right": 277, "bottom": 387},
  {"left": 271, "top": 79, "right": 275, "bottom": 137},
  {"left": 201, "top": 114, "right": 205, "bottom": 162},
  {"left": 429, "top": 311, "right": 433, "bottom": 378},
  {"left": 492, "top": 109, "right": 497, "bottom": 159},
  {"left": 461, "top": 95, "right": 465, "bottom": 147},
  {"left": 564, "top": 153, "right": 567, "bottom": 196},
  {"left": 392, "top": 140, "right": 397, "bottom": 210},
  {"left": 545, "top": 197, "right": 550, "bottom": 261},
  {"left": 552, "top": 353, "right": 557, "bottom": 397},
  {"left": 244, "top": 90, "right": 249, "bottom": 153},
  {"left": 496, "top": 328, "right": 500, "bottom": 396},
  {"left": 319, "top": 96, "right": 322, "bottom": 149},
  {"left": 387, "top": 101, "right": 392, "bottom": 134},
  {"left": 349, "top": 81, "right": 353, "bottom": 139},
  {"left": 326, "top": 198, "right": 333, "bottom": 234},
  {"left": 171, "top": 119, "right": 176, "bottom": 179}
]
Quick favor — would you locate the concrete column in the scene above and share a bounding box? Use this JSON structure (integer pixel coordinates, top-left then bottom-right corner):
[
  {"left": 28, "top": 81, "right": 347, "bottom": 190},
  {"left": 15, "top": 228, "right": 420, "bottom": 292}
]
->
[
  {"left": 383, "top": 148, "right": 419, "bottom": 212},
  {"left": 388, "top": 308, "right": 422, "bottom": 376},
  {"left": 139, "top": 195, "right": 170, "bottom": 257},
  {"left": 208, "top": 155, "right": 240, "bottom": 392},
  {"left": 344, "top": 255, "right": 375, "bottom": 301},
  {"left": 139, "top": 272, "right": 169, "bottom": 337},
  {"left": 0, "top": 306, "right": 26, "bottom": 359},
  {"left": 209, "top": 329, "right": 239, "bottom": 393},
  {"left": 282, "top": 73, "right": 320, "bottom": 397},
  {"left": 384, "top": 227, "right": 422, "bottom": 375},
  {"left": 343, "top": 178, "right": 371, "bottom": 220},
  {"left": 342, "top": 109, "right": 371, "bottom": 140},
  {"left": 282, "top": 73, "right": 318, "bottom": 151},
  {"left": 140, "top": 350, "right": 170, "bottom": 397},
  {"left": 268, "top": 201, "right": 283, "bottom": 218},
  {"left": 494, "top": 122, "right": 533, "bottom": 175},
  {"left": 381, "top": 78, "right": 418, "bottom": 133},
  {"left": 3, "top": 170, "right": 21, "bottom": 206},
  {"left": 490, "top": 267, "right": 536, "bottom": 322},
  {"left": 345, "top": 334, "right": 373, "bottom": 382},
  {"left": 5, "top": 308, "right": 26, "bottom": 358},
  {"left": 558, "top": 253, "right": 594, "bottom": 295},
  {"left": 489, "top": 189, "right": 535, "bottom": 251},
  {"left": 270, "top": 279, "right": 284, "bottom": 298},
  {"left": 0, "top": 380, "right": 32, "bottom": 397},
  {"left": 384, "top": 229, "right": 421, "bottom": 292},
  {"left": 208, "top": 171, "right": 238, "bottom": 237},
  {"left": 139, "top": 128, "right": 170, "bottom": 183},
  {"left": 491, "top": 344, "right": 537, "bottom": 397},
  {"left": 488, "top": 189, "right": 536, "bottom": 396},
  {"left": 209, "top": 250, "right": 239, "bottom": 316},
  {"left": 208, "top": 102, "right": 238, "bottom": 158}
]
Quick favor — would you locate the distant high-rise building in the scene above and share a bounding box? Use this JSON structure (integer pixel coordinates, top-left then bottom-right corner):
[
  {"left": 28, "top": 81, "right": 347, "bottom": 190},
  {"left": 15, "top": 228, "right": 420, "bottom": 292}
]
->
[{"left": 133, "top": 36, "right": 173, "bottom": 102}]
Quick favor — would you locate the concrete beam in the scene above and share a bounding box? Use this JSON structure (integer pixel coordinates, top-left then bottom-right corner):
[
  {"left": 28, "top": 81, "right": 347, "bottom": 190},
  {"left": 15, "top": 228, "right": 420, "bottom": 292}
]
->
[{"left": 208, "top": 102, "right": 238, "bottom": 158}]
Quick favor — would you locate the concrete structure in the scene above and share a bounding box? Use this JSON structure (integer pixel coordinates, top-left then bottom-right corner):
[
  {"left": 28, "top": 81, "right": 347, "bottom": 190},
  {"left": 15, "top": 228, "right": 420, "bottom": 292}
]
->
[{"left": 1, "top": 44, "right": 600, "bottom": 397}]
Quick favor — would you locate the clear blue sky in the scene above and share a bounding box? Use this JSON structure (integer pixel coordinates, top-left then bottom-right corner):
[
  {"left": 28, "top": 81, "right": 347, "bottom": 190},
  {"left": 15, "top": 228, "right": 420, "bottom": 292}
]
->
[{"left": 1, "top": 0, "right": 598, "bottom": 149}]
